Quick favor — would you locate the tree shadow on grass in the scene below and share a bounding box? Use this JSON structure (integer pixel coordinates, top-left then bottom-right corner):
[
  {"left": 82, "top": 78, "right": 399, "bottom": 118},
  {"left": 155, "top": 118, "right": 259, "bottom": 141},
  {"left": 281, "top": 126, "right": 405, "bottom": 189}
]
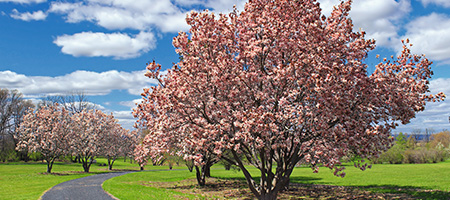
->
[
  {"left": 288, "top": 176, "right": 450, "bottom": 200},
  {"left": 355, "top": 185, "right": 450, "bottom": 200},
  {"left": 146, "top": 174, "right": 449, "bottom": 199}
]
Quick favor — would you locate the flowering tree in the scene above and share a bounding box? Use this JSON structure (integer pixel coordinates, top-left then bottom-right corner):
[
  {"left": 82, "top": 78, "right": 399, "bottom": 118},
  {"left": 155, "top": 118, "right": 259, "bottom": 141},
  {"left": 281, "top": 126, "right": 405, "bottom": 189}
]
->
[
  {"left": 69, "top": 109, "right": 115, "bottom": 172},
  {"left": 134, "top": 144, "right": 149, "bottom": 170},
  {"left": 134, "top": 0, "right": 445, "bottom": 199},
  {"left": 16, "top": 104, "right": 70, "bottom": 173},
  {"left": 121, "top": 129, "right": 139, "bottom": 163},
  {"left": 101, "top": 124, "right": 127, "bottom": 170}
]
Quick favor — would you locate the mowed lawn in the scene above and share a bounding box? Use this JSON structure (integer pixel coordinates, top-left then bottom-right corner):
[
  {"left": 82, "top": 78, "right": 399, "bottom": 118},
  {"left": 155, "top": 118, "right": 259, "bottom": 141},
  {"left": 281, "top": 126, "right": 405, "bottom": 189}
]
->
[
  {"left": 104, "top": 160, "right": 450, "bottom": 199},
  {"left": 2, "top": 159, "right": 450, "bottom": 199},
  {"left": 0, "top": 158, "right": 140, "bottom": 200}
]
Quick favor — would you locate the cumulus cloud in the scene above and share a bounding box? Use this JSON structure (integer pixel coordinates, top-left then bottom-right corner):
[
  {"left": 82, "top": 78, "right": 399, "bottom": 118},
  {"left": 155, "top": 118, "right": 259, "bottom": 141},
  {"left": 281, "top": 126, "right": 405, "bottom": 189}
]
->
[
  {"left": 10, "top": 9, "right": 47, "bottom": 21},
  {"left": 53, "top": 31, "right": 156, "bottom": 59},
  {"left": 119, "top": 99, "right": 144, "bottom": 109},
  {"left": 0, "top": 0, "right": 45, "bottom": 3},
  {"left": 401, "top": 13, "right": 450, "bottom": 63},
  {"left": 48, "top": 0, "right": 246, "bottom": 33},
  {"left": 204, "top": 0, "right": 246, "bottom": 13},
  {"left": 319, "top": 0, "right": 411, "bottom": 47},
  {"left": 112, "top": 110, "right": 136, "bottom": 130},
  {"left": 49, "top": 0, "right": 189, "bottom": 32},
  {"left": 419, "top": 0, "right": 450, "bottom": 8},
  {"left": 0, "top": 70, "right": 158, "bottom": 97}
]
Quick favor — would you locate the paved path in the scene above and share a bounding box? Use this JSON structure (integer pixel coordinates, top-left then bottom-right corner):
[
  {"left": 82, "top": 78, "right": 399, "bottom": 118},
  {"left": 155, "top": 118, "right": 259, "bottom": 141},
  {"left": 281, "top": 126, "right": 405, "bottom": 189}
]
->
[{"left": 41, "top": 171, "right": 136, "bottom": 200}]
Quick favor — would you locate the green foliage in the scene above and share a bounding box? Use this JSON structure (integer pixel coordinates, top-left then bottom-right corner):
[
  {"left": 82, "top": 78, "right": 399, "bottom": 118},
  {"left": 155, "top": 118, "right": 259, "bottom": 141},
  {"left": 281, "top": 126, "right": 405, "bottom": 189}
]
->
[
  {"left": 395, "top": 132, "right": 407, "bottom": 146},
  {"left": 402, "top": 147, "right": 447, "bottom": 164},
  {"left": 28, "top": 152, "right": 44, "bottom": 162},
  {"left": 0, "top": 150, "right": 19, "bottom": 162},
  {"left": 377, "top": 144, "right": 405, "bottom": 164},
  {"left": 376, "top": 132, "right": 450, "bottom": 164}
]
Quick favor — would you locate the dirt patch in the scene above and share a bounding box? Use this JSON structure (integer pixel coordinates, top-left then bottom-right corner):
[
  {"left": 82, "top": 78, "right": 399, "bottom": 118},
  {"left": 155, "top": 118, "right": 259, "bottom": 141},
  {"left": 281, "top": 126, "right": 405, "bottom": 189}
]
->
[{"left": 140, "top": 178, "right": 425, "bottom": 199}]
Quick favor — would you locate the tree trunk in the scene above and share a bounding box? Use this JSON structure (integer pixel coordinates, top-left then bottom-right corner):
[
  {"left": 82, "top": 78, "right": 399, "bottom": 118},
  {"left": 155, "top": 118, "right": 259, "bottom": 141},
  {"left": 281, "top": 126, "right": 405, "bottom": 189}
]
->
[
  {"left": 140, "top": 166, "right": 144, "bottom": 170},
  {"left": 204, "top": 164, "right": 211, "bottom": 177},
  {"left": 186, "top": 160, "right": 194, "bottom": 172},
  {"left": 46, "top": 157, "right": 56, "bottom": 173},
  {"left": 107, "top": 157, "right": 116, "bottom": 170},
  {"left": 83, "top": 162, "right": 90, "bottom": 172},
  {"left": 81, "top": 156, "right": 93, "bottom": 172},
  {"left": 195, "top": 166, "right": 206, "bottom": 186}
]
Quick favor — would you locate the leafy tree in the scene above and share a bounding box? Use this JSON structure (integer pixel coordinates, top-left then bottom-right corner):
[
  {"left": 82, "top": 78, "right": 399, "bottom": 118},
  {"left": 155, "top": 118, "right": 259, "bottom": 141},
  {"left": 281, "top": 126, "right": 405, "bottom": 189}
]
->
[
  {"left": 396, "top": 132, "right": 407, "bottom": 146},
  {"left": 16, "top": 104, "right": 71, "bottom": 173},
  {"left": 134, "top": 0, "right": 444, "bottom": 199}
]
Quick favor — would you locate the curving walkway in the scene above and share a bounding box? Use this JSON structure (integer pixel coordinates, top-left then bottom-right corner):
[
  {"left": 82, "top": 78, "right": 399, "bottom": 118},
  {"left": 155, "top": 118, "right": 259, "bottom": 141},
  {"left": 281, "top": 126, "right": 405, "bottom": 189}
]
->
[{"left": 41, "top": 171, "right": 136, "bottom": 200}]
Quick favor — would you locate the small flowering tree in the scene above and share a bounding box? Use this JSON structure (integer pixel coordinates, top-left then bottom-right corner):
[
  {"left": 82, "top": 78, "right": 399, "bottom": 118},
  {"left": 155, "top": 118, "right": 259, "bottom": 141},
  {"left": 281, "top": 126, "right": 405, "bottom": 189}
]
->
[
  {"left": 102, "top": 124, "right": 129, "bottom": 170},
  {"left": 69, "top": 109, "right": 115, "bottom": 172},
  {"left": 122, "top": 129, "right": 139, "bottom": 163},
  {"left": 134, "top": 0, "right": 445, "bottom": 199},
  {"left": 16, "top": 104, "right": 70, "bottom": 173},
  {"left": 134, "top": 144, "right": 149, "bottom": 170}
]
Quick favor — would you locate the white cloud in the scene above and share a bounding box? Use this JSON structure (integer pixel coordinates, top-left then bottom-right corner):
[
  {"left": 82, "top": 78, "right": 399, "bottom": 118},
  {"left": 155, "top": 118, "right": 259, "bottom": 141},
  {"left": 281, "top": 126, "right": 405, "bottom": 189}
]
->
[
  {"left": 0, "top": 70, "right": 158, "bottom": 97},
  {"left": 0, "top": 0, "right": 45, "bottom": 4},
  {"left": 204, "top": 0, "right": 246, "bottom": 13},
  {"left": 49, "top": 0, "right": 190, "bottom": 32},
  {"left": 53, "top": 31, "right": 156, "bottom": 59},
  {"left": 318, "top": 0, "right": 411, "bottom": 47},
  {"left": 419, "top": 0, "right": 450, "bottom": 8},
  {"left": 10, "top": 9, "right": 47, "bottom": 21},
  {"left": 119, "top": 99, "right": 144, "bottom": 109},
  {"left": 111, "top": 111, "right": 137, "bottom": 130},
  {"left": 112, "top": 110, "right": 134, "bottom": 119},
  {"left": 48, "top": 0, "right": 246, "bottom": 33},
  {"left": 401, "top": 13, "right": 450, "bottom": 63}
]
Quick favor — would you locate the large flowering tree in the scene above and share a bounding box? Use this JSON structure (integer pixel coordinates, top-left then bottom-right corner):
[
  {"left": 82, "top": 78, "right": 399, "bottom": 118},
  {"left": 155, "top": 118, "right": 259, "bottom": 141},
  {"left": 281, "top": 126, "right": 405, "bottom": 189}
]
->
[
  {"left": 134, "top": 0, "right": 445, "bottom": 199},
  {"left": 16, "top": 104, "right": 70, "bottom": 173}
]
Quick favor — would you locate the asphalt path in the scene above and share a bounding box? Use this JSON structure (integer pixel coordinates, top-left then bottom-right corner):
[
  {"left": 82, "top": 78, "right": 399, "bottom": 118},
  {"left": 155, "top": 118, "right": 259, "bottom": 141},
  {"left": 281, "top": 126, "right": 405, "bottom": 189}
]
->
[{"left": 41, "top": 171, "right": 136, "bottom": 200}]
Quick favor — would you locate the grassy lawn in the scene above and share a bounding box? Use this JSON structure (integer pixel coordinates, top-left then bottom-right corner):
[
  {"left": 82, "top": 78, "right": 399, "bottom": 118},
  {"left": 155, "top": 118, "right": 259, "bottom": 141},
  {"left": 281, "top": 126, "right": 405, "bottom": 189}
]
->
[
  {"left": 0, "top": 157, "right": 140, "bottom": 200},
  {"left": 104, "top": 161, "right": 450, "bottom": 199},
  {"left": 102, "top": 169, "right": 203, "bottom": 200},
  {"left": 2, "top": 159, "right": 450, "bottom": 199}
]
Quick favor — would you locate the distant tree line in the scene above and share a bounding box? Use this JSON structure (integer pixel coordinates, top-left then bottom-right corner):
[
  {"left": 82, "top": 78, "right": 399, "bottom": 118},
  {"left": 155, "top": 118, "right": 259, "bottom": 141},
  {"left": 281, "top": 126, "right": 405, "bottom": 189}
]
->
[{"left": 373, "top": 131, "right": 450, "bottom": 164}]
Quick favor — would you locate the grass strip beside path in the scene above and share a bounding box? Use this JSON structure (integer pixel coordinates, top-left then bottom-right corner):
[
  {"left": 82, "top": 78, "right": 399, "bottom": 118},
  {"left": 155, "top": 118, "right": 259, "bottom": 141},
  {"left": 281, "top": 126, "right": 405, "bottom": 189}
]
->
[
  {"left": 104, "top": 161, "right": 450, "bottom": 199},
  {"left": 0, "top": 158, "right": 140, "bottom": 200}
]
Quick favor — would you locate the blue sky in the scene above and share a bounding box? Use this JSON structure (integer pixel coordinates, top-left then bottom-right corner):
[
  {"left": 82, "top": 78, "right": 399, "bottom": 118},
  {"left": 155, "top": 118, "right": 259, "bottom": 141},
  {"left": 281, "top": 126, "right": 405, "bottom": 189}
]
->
[{"left": 1, "top": 0, "right": 450, "bottom": 135}]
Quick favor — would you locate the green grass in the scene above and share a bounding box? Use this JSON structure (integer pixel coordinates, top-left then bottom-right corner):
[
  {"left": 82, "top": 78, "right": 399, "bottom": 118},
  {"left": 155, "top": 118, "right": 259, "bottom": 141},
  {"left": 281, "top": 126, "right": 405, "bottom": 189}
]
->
[
  {"left": 0, "top": 157, "right": 140, "bottom": 200},
  {"left": 104, "top": 161, "right": 450, "bottom": 199},
  {"left": 290, "top": 161, "right": 450, "bottom": 191},
  {"left": 102, "top": 170, "right": 203, "bottom": 200},
  {"left": 3, "top": 159, "right": 450, "bottom": 199}
]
